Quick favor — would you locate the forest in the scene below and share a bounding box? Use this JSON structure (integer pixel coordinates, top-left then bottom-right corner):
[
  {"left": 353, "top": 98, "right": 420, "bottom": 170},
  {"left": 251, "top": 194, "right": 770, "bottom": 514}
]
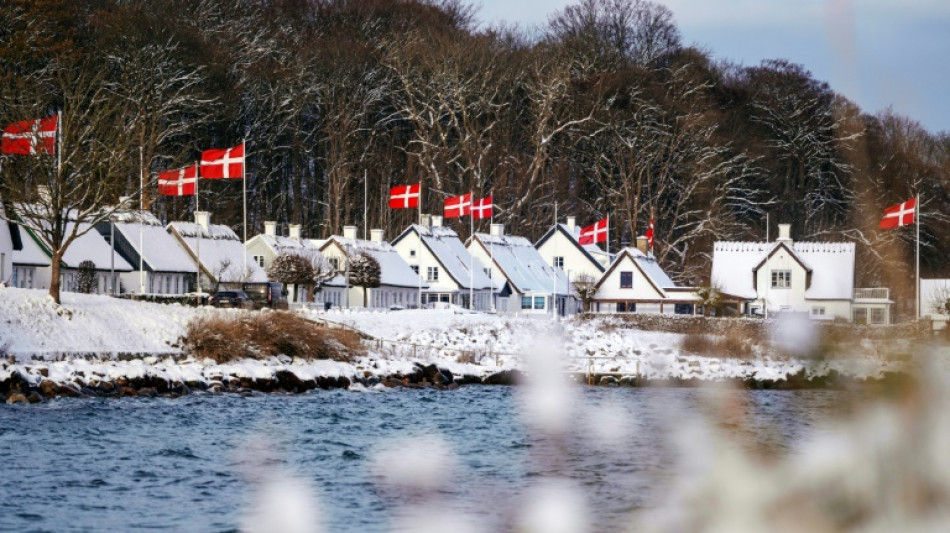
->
[{"left": 1, "top": 0, "right": 948, "bottom": 315}]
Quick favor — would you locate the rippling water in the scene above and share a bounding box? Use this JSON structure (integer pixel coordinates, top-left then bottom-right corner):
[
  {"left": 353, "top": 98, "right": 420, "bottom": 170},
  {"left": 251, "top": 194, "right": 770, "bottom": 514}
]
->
[{"left": 0, "top": 386, "right": 844, "bottom": 532}]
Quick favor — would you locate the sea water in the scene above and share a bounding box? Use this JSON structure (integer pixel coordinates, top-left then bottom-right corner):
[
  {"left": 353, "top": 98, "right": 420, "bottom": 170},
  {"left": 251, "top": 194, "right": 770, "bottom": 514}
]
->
[{"left": 0, "top": 386, "right": 844, "bottom": 532}]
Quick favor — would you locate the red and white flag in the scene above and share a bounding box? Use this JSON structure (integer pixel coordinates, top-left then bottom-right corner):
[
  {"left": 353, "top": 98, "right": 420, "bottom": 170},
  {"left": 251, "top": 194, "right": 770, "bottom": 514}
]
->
[
  {"left": 158, "top": 165, "right": 197, "bottom": 196},
  {"left": 471, "top": 196, "right": 493, "bottom": 219},
  {"left": 200, "top": 143, "right": 244, "bottom": 179},
  {"left": 578, "top": 218, "right": 608, "bottom": 245},
  {"left": 444, "top": 193, "right": 472, "bottom": 218},
  {"left": 1, "top": 115, "right": 57, "bottom": 155},
  {"left": 879, "top": 197, "right": 916, "bottom": 229},
  {"left": 389, "top": 183, "right": 420, "bottom": 209},
  {"left": 645, "top": 218, "right": 654, "bottom": 248}
]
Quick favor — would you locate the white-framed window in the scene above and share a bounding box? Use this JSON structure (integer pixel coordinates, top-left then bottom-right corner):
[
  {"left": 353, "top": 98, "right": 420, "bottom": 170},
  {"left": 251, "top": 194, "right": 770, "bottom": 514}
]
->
[
  {"left": 329, "top": 257, "right": 340, "bottom": 271},
  {"left": 620, "top": 271, "right": 633, "bottom": 289},
  {"left": 427, "top": 266, "right": 439, "bottom": 281},
  {"left": 870, "top": 308, "right": 885, "bottom": 324},
  {"left": 253, "top": 255, "right": 265, "bottom": 268},
  {"left": 853, "top": 307, "right": 868, "bottom": 324},
  {"left": 521, "top": 296, "right": 532, "bottom": 309},
  {"left": 811, "top": 306, "right": 825, "bottom": 316},
  {"left": 771, "top": 270, "right": 791, "bottom": 288},
  {"left": 553, "top": 256, "right": 564, "bottom": 269}
]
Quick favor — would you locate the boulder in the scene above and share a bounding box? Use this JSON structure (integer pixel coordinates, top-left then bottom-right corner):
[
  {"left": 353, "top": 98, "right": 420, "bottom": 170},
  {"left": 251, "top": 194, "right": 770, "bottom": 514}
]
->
[
  {"left": 5, "top": 392, "right": 28, "bottom": 405},
  {"left": 38, "top": 380, "right": 59, "bottom": 397},
  {"left": 482, "top": 370, "right": 523, "bottom": 386},
  {"left": 118, "top": 387, "right": 138, "bottom": 397},
  {"left": 274, "top": 370, "right": 303, "bottom": 392},
  {"left": 27, "top": 391, "right": 44, "bottom": 403}
]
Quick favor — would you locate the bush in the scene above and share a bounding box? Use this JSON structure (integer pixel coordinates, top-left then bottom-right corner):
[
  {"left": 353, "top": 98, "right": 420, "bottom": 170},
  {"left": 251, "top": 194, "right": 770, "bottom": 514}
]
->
[{"left": 183, "top": 311, "right": 364, "bottom": 363}]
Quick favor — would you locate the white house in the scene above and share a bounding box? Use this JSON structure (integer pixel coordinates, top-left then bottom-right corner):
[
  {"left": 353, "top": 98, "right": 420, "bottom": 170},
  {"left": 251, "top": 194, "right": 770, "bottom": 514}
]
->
[
  {"left": 246, "top": 221, "right": 343, "bottom": 304},
  {"left": 95, "top": 210, "right": 197, "bottom": 295},
  {"left": 166, "top": 211, "right": 267, "bottom": 292},
  {"left": 23, "top": 220, "right": 134, "bottom": 294},
  {"left": 390, "top": 214, "right": 495, "bottom": 310},
  {"left": 534, "top": 216, "right": 611, "bottom": 282},
  {"left": 467, "top": 223, "right": 576, "bottom": 316},
  {"left": 0, "top": 207, "right": 14, "bottom": 285},
  {"left": 318, "top": 226, "right": 427, "bottom": 309},
  {"left": 4, "top": 220, "right": 50, "bottom": 290},
  {"left": 590, "top": 247, "right": 701, "bottom": 314},
  {"left": 711, "top": 224, "right": 893, "bottom": 323}
]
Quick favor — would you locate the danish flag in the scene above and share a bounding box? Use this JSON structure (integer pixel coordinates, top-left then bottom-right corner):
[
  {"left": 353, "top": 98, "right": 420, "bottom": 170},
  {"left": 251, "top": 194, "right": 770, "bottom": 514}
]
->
[
  {"left": 389, "top": 183, "right": 420, "bottom": 209},
  {"left": 471, "top": 196, "right": 493, "bottom": 219},
  {"left": 578, "top": 218, "right": 608, "bottom": 245},
  {"left": 879, "top": 198, "right": 916, "bottom": 229},
  {"left": 645, "top": 218, "right": 654, "bottom": 248},
  {"left": 158, "top": 165, "right": 197, "bottom": 196},
  {"left": 2, "top": 115, "right": 58, "bottom": 155},
  {"left": 444, "top": 193, "right": 472, "bottom": 218},
  {"left": 200, "top": 143, "right": 244, "bottom": 179}
]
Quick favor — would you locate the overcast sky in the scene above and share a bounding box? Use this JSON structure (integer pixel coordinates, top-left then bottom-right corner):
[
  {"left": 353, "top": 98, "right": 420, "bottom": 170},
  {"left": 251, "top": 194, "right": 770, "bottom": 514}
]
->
[{"left": 474, "top": 0, "right": 950, "bottom": 134}]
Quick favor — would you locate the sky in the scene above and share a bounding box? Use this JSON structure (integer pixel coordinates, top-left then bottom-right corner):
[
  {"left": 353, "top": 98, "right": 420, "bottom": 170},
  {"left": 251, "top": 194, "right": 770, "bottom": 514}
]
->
[{"left": 474, "top": 0, "right": 950, "bottom": 134}]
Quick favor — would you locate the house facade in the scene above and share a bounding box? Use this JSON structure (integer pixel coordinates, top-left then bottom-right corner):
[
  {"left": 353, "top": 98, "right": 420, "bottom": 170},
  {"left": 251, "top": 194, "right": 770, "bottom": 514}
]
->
[
  {"left": 0, "top": 208, "right": 14, "bottom": 285},
  {"left": 166, "top": 211, "right": 267, "bottom": 292},
  {"left": 711, "top": 224, "right": 893, "bottom": 323},
  {"left": 95, "top": 210, "right": 197, "bottom": 295},
  {"left": 590, "top": 247, "right": 700, "bottom": 314},
  {"left": 247, "top": 221, "right": 337, "bottom": 303},
  {"left": 534, "top": 216, "right": 610, "bottom": 283},
  {"left": 467, "top": 224, "right": 576, "bottom": 316},
  {"left": 390, "top": 215, "right": 495, "bottom": 311},
  {"left": 318, "top": 226, "right": 427, "bottom": 309}
]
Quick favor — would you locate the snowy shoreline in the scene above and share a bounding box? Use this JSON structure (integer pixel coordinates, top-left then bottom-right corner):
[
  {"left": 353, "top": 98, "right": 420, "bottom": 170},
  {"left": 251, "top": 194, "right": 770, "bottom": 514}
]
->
[{"left": 0, "top": 286, "right": 922, "bottom": 403}]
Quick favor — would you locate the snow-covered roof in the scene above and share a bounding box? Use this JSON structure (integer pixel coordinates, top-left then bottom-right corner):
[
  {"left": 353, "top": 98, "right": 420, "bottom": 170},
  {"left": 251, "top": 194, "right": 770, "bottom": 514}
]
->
[
  {"left": 322, "top": 235, "right": 427, "bottom": 289},
  {"left": 535, "top": 223, "right": 609, "bottom": 272},
  {"left": 472, "top": 233, "right": 571, "bottom": 295},
  {"left": 393, "top": 224, "right": 494, "bottom": 290},
  {"left": 166, "top": 222, "right": 266, "bottom": 282},
  {"left": 35, "top": 222, "right": 134, "bottom": 271},
  {"left": 253, "top": 234, "right": 322, "bottom": 257},
  {"left": 712, "top": 240, "right": 855, "bottom": 300},
  {"left": 113, "top": 219, "right": 197, "bottom": 274},
  {"left": 8, "top": 223, "right": 50, "bottom": 267}
]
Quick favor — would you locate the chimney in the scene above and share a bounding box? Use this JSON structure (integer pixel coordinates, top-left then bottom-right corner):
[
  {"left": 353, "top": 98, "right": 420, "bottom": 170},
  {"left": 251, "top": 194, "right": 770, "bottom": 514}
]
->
[
  {"left": 420, "top": 214, "right": 431, "bottom": 227},
  {"left": 264, "top": 221, "right": 277, "bottom": 237},
  {"left": 566, "top": 216, "right": 576, "bottom": 231},
  {"left": 370, "top": 229, "right": 384, "bottom": 243},
  {"left": 342, "top": 226, "right": 358, "bottom": 240},
  {"left": 777, "top": 224, "right": 792, "bottom": 243},
  {"left": 288, "top": 224, "right": 301, "bottom": 240},
  {"left": 636, "top": 236, "right": 648, "bottom": 254},
  {"left": 490, "top": 223, "right": 504, "bottom": 237},
  {"left": 431, "top": 215, "right": 443, "bottom": 228},
  {"left": 195, "top": 211, "right": 210, "bottom": 233}
]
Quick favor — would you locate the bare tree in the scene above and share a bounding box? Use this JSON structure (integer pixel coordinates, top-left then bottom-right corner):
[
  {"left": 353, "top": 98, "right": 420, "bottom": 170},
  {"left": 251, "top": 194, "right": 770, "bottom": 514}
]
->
[{"left": 573, "top": 273, "right": 599, "bottom": 311}]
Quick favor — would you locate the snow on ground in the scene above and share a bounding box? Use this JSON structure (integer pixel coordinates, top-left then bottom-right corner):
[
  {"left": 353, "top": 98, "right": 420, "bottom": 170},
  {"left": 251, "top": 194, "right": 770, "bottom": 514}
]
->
[{"left": 0, "top": 287, "right": 912, "bottom": 385}]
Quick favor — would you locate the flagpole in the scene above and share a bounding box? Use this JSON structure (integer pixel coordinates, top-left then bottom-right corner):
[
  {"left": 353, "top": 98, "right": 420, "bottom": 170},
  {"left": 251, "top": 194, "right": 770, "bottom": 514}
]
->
[
  {"left": 242, "top": 138, "right": 248, "bottom": 278},
  {"left": 139, "top": 146, "right": 145, "bottom": 295},
  {"left": 56, "top": 110, "right": 62, "bottom": 177},
  {"left": 196, "top": 161, "right": 202, "bottom": 296},
  {"left": 364, "top": 169, "right": 368, "bottom": 241},
  {"left": 916, "top": 194, "right": 921, "bottom": 320},
  {"left": 489, "top": 203, "right": 495, "bottom": 312},
  {"left": 553, "top": 201, "right": 558, "bottom": 318},
  {"left": 418, "top": 180, "right": 422, "bottom": 310},
  {"left": 469, "top": 191, "right": 474, "bottom": 310}
]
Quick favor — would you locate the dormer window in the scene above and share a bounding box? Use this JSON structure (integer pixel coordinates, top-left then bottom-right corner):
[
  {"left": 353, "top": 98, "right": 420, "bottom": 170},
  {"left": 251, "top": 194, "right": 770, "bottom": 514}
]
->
[{"left": 771, "top": 270, "right": 791, "bottom": 288}]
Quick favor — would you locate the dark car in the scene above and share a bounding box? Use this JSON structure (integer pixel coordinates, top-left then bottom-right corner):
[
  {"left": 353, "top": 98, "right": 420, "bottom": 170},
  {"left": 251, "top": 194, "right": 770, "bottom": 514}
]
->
[
  {"left": 242, "top": 282, "right": 288, "bottom": 309},
  {"left": 209, "top": 290, "right": 252, "bottom": 309}
]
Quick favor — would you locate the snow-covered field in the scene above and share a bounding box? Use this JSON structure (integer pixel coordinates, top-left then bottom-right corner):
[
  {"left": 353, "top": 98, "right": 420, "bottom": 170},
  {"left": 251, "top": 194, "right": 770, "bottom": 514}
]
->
[{"left": 0, "top": 286, "right": 912, "bottom": 390}]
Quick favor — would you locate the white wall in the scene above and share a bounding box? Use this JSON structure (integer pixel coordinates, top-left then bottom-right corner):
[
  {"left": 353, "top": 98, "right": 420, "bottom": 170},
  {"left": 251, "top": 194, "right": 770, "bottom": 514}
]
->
[
  {"left": 0, "top": 222, "right": 12, "bottom": 285},
  {"left": 535, "top": 230, "right": 603, "bottom": 282},
  {"left": 593, "top": 253, "right": 665, "bottom": 302}
]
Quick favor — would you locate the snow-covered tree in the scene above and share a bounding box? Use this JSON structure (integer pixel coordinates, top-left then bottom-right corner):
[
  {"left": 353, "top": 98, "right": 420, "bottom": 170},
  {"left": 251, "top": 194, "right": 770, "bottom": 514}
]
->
[
  {"left": 75, "top": 260, "right": 97, "bottom": 294},
  {"left": 348, "top": 252, "right": 381, "bottom": 308},
  {"left": 267, "top": 253, "right": 315, "bottom": 302},
  {"left": 572, "top": 273, "right": 599, "bottom": 312}
]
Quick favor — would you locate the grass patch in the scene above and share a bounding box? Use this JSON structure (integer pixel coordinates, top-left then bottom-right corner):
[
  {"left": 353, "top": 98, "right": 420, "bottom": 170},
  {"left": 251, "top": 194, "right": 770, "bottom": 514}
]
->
[{"left": 183, "top": 311, "right": 364, "bottom": 363}]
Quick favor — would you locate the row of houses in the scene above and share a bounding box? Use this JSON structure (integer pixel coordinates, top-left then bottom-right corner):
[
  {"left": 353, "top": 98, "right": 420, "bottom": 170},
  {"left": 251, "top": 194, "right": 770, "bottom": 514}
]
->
[{"left": 0, "top": 205, "right": 903, "bottom": 323}]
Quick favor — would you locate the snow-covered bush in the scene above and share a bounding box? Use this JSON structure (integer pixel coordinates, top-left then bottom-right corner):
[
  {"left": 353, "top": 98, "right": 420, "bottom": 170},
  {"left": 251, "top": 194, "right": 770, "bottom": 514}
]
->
[{"left": 348, "top": 252, "right": 380, "bottom": 307}]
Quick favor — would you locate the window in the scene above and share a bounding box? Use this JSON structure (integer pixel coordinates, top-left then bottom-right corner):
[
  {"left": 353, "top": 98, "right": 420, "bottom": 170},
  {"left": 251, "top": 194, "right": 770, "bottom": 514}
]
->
[
  {"left": 811, "top": 307, "right": 825, "bottom": 316},
  {"left": 619, "top": 271, "right": 633, "bottom": 289},
  {"left": 427, "top": 266, "right": 439, "bottom": 281},
  {"left": 870, "top": 308, "right": 885, "bottom": 324},
  {"left": 410, "top": 250, "right": 416, "bottom": 257},
  {"left": 553, "top": 256, "right": 564, "bottom": 269},
  {"left": 522, "top": 296, "right": 533, "bottom": 309},
  {"left": 616, "top": 302, "right": 626, "bottom": 313},
  {"left": 329, "top": 257, "right": 340, "bottom": 271},
  {"left": 484, "top": 268, "right": 492, "bottom": 277},
  {"left": 411, "top": 265, "right": 419, "bottom": 274},
  {"left": 771, "top": 270, "right": 791, "bottom": 288},
  {"left": 253, "top": 255, "right": 265, "bottom": 268},
  {"left": 853, "top": 307, "right": 868, "bottom": 325},
  {"left": 534, "top": 296, "right": 546, "bottom": 310}
]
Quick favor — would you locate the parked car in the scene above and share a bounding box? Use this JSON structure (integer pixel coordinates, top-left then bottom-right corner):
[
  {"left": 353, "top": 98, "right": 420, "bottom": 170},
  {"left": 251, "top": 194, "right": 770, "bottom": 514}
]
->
[
  {"left": 242, "top": 282, "right": 288, "bottom": 309},
  {"left": 209, "top": 290, "right": 252, "bottom": 309}
]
